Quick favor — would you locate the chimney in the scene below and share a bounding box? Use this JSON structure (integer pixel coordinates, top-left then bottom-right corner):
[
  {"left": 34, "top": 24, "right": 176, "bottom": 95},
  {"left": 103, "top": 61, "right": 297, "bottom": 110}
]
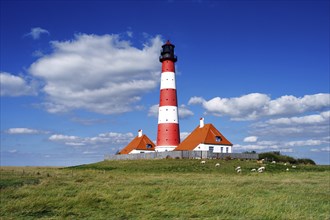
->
[
  {"left": 138, "top": 129, "right": 143, "bottom": 137},
  {"left": 200, "top": 118, "right": 204, "bottom": 128}
]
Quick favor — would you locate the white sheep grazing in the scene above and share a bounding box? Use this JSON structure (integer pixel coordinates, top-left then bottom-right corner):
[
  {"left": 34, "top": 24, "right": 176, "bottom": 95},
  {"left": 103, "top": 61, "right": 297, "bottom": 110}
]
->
[
  {"left": 258, "top": 167, "right": 265, "bottom": 173},
  {"left": 271, "top": 161, "right": 276, "bottom": 164},
  {"left": 251, "top": 168, "right": 256, "bottom": 172},
  {"left": 200, "top": 160, "right": 206, "bottom": 164},
  {"left": 286, "top": 168, "right": 289, "bottom": 171},
  {"left": 292, "top": 165, "right": 296, "bottom": 168},
  {"left": 284, "top": 163, "right": 287, "bottom": 166},
  {"left": 235, "top": 166, "right": 241, "bottom": 171},
  {"left": 236, "top": 169, "right": 242, "bottom": 173},
  {"left": 215, "top": 163, "right": 220, "bottom": 167},
  {"left": 257, "top": 159, "right": 264, "bottom": 164}
]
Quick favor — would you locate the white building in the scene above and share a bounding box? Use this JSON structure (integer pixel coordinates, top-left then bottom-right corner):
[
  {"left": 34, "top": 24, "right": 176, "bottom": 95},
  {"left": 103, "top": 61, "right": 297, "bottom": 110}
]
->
[{"left": 174, "top": 118, "right": 233, "bottom": 153}]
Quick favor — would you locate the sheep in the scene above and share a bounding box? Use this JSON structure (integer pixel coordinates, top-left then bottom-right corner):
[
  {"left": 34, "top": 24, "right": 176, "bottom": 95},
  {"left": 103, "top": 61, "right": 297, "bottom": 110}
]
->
[
  {"left": 271, "top": 161, "right": 276, "bottom": 164},
  {"left": 251, "top": 168, "right": 256, "bottom": 172},
  {"left": 257, "top": 159, "right": 264, "bottom": 164},
  {"left": 292, "top": 165, "right": 296, "bottom": 168},
  {"left": 200, "top": 160, "right": 206, "bottom": 164},
  {"left": 258, "top": 167, "right": 265, "bottom": 173},
  {"left": 284, "top": 163, "right": 287, "bottom": 166},
  {"left": 215, "top": 163, "right": 220, "bottom": 167},
  {"left": 286, "top": 168, "right": 290, "bottom": 171},
  {"left": 235, "top": 166, "right": 241, "bottom": 171},
  {"left": 236, "top": 169, "right": 242, "bottom": 173}
]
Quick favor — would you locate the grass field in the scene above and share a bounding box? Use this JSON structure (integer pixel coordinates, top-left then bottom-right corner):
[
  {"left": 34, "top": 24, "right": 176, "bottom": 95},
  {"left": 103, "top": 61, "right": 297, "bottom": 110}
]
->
[{"left": 1, "top": 159, "right": 329, "bottom": 219}]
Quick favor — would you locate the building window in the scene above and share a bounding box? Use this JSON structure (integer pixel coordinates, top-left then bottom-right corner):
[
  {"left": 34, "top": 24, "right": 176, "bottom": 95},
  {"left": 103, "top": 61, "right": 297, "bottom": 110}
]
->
[
  {"left": 221, "top": 147, "right": 223, "bottom": 153},
  {"left": 209, "top": 146, "right": 214, "bottom": 152},
  {"left": 146, "top": 144, "right": 152, "bottom": 149},
  {"left": 216, "top": 136, "right": 222, "bottom": 142},
  {"left": 226, "top": 147, "right": 229, "bottom": 153}
]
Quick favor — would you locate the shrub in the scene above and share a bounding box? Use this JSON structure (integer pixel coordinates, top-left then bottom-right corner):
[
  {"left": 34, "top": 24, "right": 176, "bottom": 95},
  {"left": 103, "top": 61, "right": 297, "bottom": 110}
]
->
[
  {"left": 259, "top": 152, "right": 315, "bottom": 165},
  {"left": 297, "top": 158, "right": 316, "bottom": 165}
]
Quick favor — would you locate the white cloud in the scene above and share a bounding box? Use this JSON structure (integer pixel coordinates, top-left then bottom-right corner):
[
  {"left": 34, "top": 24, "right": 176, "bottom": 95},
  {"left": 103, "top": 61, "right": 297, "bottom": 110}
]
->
[
  {"left": 148, "top": 104, "right": 194, "bottom": 119},
  {"left": 0, "top": 72, "right": 37, "bottom": 96},
  {"left": 234, "top": 144, "right": 279, "bottom": 151},
  {"left": 180, "top": 132, "right": 190, "bottom": 141},
  {"left": 6, "top": 128, "right": 49, "bottom": 135},
  {"left": 311, "top": 147, "right": 330, "bottom": 152},
  {"left": 321, "top": 147, "right": 330, "bottom": 152},
  {"left": 25, "top": 27, "right": 49, "bottom": 39},
  {"left": 252, "top": 111, "right": 330, "bottom": 138},
  {"left": 280, "top": 148, "right": 294, "bottom": 153},
  {"left": 148, "top": 104, "right": 159, "bottom": 117},
  {"left": 243, "top": 136, "right": 258, "bottom": 142},
  {"left": 235, "top": 137, "right": 328, "bottom": 153},
  {"left": 49, "top": 132, "right": 134, "bottom": 147},
  {"left": 178, "top": 104, "right": 194, "bottom": 118},
  {"left": 284, "top": 139, "right": 323, "bottom": 147},
  {"left": 29, "top": 34, "right": 163, "bottom": 114},
  {"left": 188, "top": 93, "right": 330, "bottom": 121},
  {"left": 267, "top": 111, "right": 330, "bottom": 125}
]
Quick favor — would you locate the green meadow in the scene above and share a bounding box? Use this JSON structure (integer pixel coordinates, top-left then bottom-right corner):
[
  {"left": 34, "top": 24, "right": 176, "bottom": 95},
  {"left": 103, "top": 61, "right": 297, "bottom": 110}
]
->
[{"left": 1, "top": 159, "right": 329, "bottom": 219}]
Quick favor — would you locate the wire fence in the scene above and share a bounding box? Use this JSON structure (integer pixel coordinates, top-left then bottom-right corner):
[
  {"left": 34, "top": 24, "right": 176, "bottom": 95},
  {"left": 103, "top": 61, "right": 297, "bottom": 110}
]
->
[{"left": 104, "top": 151, "right": 259, "bottom": 161}]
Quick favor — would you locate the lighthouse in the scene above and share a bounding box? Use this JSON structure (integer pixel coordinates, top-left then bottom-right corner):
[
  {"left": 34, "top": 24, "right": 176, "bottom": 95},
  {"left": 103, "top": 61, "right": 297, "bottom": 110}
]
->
[{"left": 155, "top": 40, "right": 180, "bottom": 152}]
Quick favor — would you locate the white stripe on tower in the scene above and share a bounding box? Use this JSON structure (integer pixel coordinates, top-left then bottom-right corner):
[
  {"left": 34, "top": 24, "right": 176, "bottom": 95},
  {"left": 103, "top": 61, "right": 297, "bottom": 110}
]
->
[{"left": 156, "top": 40, "right": 180, "bottom": 152}]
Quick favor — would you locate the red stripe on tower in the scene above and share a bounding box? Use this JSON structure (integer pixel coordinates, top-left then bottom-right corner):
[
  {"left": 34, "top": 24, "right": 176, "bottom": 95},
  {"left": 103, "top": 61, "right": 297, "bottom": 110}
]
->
[{"left": 156, "top": 40, "right": 180, "bottom": 152}]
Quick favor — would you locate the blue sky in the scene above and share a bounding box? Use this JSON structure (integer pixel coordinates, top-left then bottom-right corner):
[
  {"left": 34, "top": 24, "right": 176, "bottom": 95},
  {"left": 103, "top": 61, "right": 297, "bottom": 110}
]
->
[{"left": 1, "top": 0, "right": 329, "bottom": 166}]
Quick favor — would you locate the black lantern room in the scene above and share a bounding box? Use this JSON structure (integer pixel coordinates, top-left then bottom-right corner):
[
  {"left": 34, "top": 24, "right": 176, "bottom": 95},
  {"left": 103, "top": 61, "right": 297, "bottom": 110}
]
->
[{"left": 159, "top": 40, "right": 177, "bottom": 62}]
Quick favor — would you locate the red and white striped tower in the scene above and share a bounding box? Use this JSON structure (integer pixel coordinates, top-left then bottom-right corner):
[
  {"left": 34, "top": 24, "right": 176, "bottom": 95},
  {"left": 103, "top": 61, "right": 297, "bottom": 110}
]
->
[{"left": 156, "top": 40, "right": 180, "bottom": 152}]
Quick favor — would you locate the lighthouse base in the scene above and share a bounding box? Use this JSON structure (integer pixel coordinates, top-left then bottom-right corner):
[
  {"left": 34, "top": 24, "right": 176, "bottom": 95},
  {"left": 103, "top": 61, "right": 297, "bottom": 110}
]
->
[{"left": 155, "top": 146, "right": 177, "bottom": 152}]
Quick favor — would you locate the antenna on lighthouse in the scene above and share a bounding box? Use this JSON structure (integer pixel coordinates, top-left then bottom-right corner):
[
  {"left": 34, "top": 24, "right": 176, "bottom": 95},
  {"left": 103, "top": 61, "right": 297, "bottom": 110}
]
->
[{"left": 155, "top": 40, "right": 180, "bottom": 152}]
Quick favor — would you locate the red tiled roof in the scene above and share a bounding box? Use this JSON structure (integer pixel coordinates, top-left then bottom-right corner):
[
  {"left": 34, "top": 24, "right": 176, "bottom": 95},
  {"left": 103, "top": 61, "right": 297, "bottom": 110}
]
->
[
  {"left": 174, "top": 124, "right": 232, "bottom": 151},
  {"left": 118, "top": 134, "right": 155, "bottom": 154}
]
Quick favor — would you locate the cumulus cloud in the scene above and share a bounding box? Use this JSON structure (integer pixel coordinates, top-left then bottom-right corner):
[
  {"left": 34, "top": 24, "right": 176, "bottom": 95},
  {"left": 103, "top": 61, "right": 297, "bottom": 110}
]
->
[
  {"left": 266, "top": 111, "right": 330, "bottom": 125},
  {"left": 148, "top": 104, "right": 194, "bottom": 119},
  {"left": 243, "top": 136, "right": 258, "bottom": 142},
  {"left": 234, "top": 143, "right": 279, "bottom": 151},
  {"left": 6, "top": 128, "right": 49, "bottom": 135},
  {"left": 178, "top": 104, "right": 194, "bottom": 118},
  {"left": 310, "top": 147, "right": 330, "bottom": 152},
  {"left": 49, "top": 132, "right": 134, "bottom": 147},
  {"left": 188, "top": 93, "right": 330, "bottom": 121},
  {"left": 148, "top": 104, "right": 159, "bottom": 117},
  {"left": 235, "top": 137, "right": 327, "bottom": 153},
  {"left": 284, "top": 139, "right": 324, "bottom": 147},
  {"left": 29, "top": 34, "right": 163, "bottom": 114},
  {"left": 180, "top": 132, "right": 190, "bottom": 141},
  {"left": 0, "top": 72, "right": 37, "bottom": 96},
  {"left": 252, "top": 111, "right": 330, "bottom": 138},
  {"left": 25, "top": 27, "right": 49, "bottom": 39}
]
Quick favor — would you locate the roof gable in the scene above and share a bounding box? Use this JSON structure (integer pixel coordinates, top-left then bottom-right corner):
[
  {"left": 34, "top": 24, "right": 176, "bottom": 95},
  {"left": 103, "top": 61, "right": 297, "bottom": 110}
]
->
[
  {"left": 118, "top": 134, "right": 155, "bottom": 154},
  {"left": 174, "top": 124, "right": 232, "bottom": 151}
]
